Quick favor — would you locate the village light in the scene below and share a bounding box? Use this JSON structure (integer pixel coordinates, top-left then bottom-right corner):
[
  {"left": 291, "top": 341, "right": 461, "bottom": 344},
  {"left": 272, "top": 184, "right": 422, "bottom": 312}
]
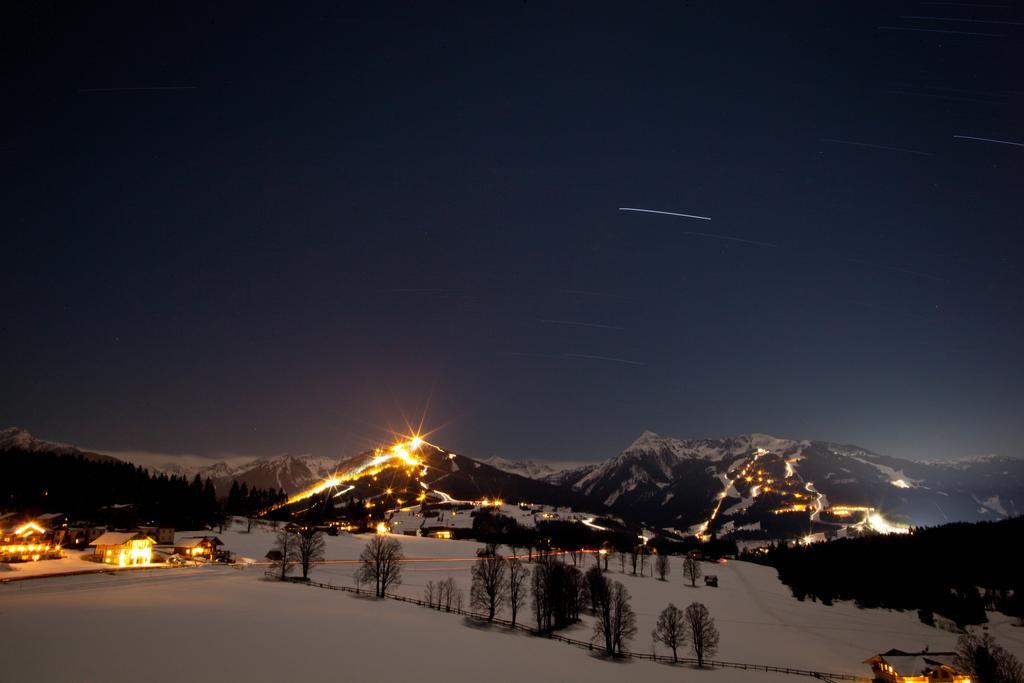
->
[{"left": 14, "top": 521, "right": 47, "bottom": 537}]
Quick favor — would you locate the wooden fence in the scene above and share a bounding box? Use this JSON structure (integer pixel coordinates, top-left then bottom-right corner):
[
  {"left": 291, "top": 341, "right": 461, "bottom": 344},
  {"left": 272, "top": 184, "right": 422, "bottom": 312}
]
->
[{"left": 281, "top": 575, "right": 869, "bottom": 683}]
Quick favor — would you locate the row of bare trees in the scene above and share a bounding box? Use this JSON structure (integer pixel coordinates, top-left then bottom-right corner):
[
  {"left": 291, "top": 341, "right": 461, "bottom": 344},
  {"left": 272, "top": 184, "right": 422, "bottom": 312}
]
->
[
  {"left": 268, "top": 529, "right": 326, "bottom": 580},
  {"left": 274, "top": 533, "right": 725, "bottom": 668},
  {"left": 590, "top": 567, "right": 638, "bottom": 656},
  {"left": 652, "top": 601, "right": 720, "bottom": 666},
  {"left": 424, "top": 577, "right": 462, "bottom": 611}
]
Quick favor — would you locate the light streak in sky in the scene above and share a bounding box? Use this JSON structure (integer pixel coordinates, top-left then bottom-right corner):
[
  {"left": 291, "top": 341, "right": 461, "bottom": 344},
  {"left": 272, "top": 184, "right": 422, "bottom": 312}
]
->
[
  {"left": 840, "top": 257, "right": 946, "bottom": 283},
  {"left": 677, "top": 231, "right": 778, "bottom": 248},
  {"left": 953, "top": 135, "right": 1024, "bottom": 148},
  {"left": 78, "top": 86, "right": 198, "bottom": 93},
  {"left": 562, "top": 352, "right": 644, "bottom": 366},
  {"left": 538, "top": 318, "right": 625, "bottom": 330},
  {"left": 920, "top": 2, "right": 1008, "bottom": 7},
  {"left": 820, "top": 138, "right": 933, "bottom": 157},
  {"left": 877, "top": 25, "right": 1007, "bottom": 37},
  {"left": 899, "top": 15, "right": 1024, "bottom": 26},
  {"left": 619, "top": 207, "right": 711, "bottom": 221}
]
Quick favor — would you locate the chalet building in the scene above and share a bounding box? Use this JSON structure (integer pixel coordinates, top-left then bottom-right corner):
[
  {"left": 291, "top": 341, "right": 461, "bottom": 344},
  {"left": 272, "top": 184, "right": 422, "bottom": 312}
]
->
[
  {"left": 53, "top": 525, "right": 107, "bottom": 549},
  {"left": 136, "top": 526, "right": 175, "bottom": 545},
  {"left": 89, "top": 532, "right": 155, "bottom": 566},
  {"left": 420, "top": 527, "right": 453, "bottom": 539},
  {"left": 0, "top": 520, "right": 62, "bottom": 562},
  {"left": 37, "top": 512, "right": 67, "bottom": 528},
  {"left": 865, "top": 649, "right": 970, "bottom": 683},
  {"left": 173, "top": 536, "right": 224, "bottom": 560}
]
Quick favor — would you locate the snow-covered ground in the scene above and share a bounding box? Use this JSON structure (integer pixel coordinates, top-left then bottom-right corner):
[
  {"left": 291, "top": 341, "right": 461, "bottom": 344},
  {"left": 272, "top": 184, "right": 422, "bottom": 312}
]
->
[
  {"left": 0, "top": 548, "right": 188, "bottom": 579},
  {"left": 3, "top": 522, "right": 1021, "bottom": 683}
]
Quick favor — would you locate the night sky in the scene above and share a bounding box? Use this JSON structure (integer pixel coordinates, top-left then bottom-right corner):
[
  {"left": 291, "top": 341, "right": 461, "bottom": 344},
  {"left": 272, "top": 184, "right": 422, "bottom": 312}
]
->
[{"left": 3, "top": 2, "right": 1022, "bottom": 463}]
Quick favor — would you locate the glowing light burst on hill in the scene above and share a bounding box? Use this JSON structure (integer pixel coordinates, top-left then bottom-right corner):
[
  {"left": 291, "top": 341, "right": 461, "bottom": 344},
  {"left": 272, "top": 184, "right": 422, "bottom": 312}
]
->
[
  {"left": 866, "top": 512, "right": 910, "bottom": 535},
  {"left": 273, "top": 436, "right": 431, "bottom": 509}
]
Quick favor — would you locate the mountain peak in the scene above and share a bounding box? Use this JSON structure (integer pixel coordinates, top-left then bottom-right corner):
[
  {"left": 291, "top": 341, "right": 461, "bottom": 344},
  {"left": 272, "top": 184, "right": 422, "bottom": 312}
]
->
[
  {"left": 626, "top": 430, "right": 664, "bottom": 451},
  {"left": 1, "top": 426, "right": 75, "bottom": 454}
]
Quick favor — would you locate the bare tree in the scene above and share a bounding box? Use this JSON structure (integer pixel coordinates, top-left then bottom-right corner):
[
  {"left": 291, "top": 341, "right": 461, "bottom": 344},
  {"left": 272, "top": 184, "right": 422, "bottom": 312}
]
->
[
  {"left": 639, "top": 547, "right": 648, "bottom": 577},
  {"left": 508, "top": 558, "right": 528, "bottom": 627},
  {"left": 617, "top": 551, "right": 626, "bottom": 573},
  {"left": 471, "top": 550, "right": 509, "bottom": 621},
  {"left": 357, "top": 535, "right": 404, "bottom": 597},
  {"left": 217, "top": 513, "right": 232, "bottom": 534},
  {"left": 1001, "top": 650, "right": 1024, "bottom": 683},
  {"left": 683, "top": 555, "right": 702, "bottom": 587},
  {"left": 656, "top": 553, "right": 670, "bottom": 581},
  {"left": 591, "top": 572, "right": 614, "bottom": 655},
  {"left": 440, "top": 577, "right": 461, "bottom": 612},
  {"left": 586, "top": 565, "right": 608, "bottom": 614},
  {"left": 532, "top": 562, "right": 549, "bottom": 631},
  {"left": 424, "top": 580, "right": 438, "bottom": 608},
  {"left": 297, "top": 530, "right": 326, "bottom": 580},
  {"left": 629, "top": 546, "right": 640, "bottom": 575},
  {"left": 956, "top": 633, "right": 1024, "bottom": 683},
  {"left": 268, "top": 530, "right": 299, "bottom": 580},
  {"left": 611, "top": 582, "right": 637, "bottom": 655},
  {"left": 568, "top": 565, "right": 589, "bottom": 622},
  {"left": 685, "top": 602, "right": 720, "bottom": 667},
  {"left": 652, "top": 603, "right": 687, "bottom": 662},
  {"left": 245, "top": 516, "right": 258, "bottom": 533},
  {"left": 593, "top": 580, "right": 636, "bottom": 656}
]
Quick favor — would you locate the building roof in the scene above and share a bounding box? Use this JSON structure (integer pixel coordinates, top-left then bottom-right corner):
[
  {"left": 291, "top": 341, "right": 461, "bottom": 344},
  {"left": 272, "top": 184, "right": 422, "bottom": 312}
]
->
[
  {"left": 90, "top": 532, "right": 154, "bottom": 546},
  {"left": 866, "top": 650, "right": 961, "bottom": 677},
  {"left": 174, "top": 536, "right": 223, "bottom": 548}
]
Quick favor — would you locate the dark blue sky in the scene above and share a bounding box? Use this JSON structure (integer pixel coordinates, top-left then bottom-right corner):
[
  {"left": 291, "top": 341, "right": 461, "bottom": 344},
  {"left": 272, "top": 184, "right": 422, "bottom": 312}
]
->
[{"left": 3, "top": 2, "right": 1022, "bottom": 463}]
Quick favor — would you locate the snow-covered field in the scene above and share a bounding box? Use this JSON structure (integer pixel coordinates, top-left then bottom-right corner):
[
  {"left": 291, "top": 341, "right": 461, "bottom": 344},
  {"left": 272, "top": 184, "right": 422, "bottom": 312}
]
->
[{"left": 3, "top": 522, "right": 1021, "bottom": 683}]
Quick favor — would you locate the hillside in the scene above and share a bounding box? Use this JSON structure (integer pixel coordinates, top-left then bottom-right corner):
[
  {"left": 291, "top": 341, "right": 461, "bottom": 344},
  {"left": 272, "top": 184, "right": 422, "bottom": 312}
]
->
[
  {"left": 0, "top": 427, "right": 121, "bottom": 463},
  {"left": 545, "top": 431, "right": 1023, "bottom": 539},
  {"left": 4, "top": 525, "right": 1022, "bottom": 682}
]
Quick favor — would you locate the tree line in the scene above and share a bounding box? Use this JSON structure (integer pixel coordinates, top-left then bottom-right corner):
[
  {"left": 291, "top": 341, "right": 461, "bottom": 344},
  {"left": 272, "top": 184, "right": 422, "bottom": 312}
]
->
[
  {"left": 2, "top": 449, "right": 284, "bottom": 529},
  {"left": 747, "top": 516, "right": 1024, "bottom": 627}
]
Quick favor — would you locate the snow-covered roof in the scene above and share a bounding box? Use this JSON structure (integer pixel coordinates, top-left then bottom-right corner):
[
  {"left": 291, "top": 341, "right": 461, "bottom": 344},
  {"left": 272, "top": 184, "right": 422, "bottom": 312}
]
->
[
  {"left": 90, "top": 532, "right": 153, "bottom": 546},
  {"left": 867, "top": 650, "right": 961, "bottom": 677},
  {"left": 174, "top": 536, "right": 222, "bottom": 548}
]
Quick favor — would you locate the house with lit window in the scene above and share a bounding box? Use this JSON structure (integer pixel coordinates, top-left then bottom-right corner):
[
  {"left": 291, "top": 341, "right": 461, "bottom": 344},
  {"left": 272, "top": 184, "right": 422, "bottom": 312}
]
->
[
  {"left": 0, "top": 520, "right": 62, "bottom": 562},
  {"left": 421, "top": 527, "right": 454, "bottom": 539},
  {"left": 89, "top": 532, "right": 155, "bottom": 566},
  {"left": 53, "top": 525, "right": 107, "bottom": 549},
  {"left": 865, "top": 649, "right": 970, "bottom": 683},
  {"left": 136, "top": 526, "right": 176, "bottom": 545},
  {"left": 173, "top": 536, "right": 224, "bottom": 560}
]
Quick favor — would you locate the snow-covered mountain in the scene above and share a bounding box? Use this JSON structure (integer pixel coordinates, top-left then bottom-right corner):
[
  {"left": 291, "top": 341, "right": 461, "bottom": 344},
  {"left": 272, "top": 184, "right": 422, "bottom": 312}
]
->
[
  {"left": 552, "top": 431, "right": 1024, "bottom": 535},
  {"left": 479, "top": 456, "right": 572, "bottom": 480},
  {"left": 149, "top": 453, "right": 342, "bottom": 494},
  {"left": 0, "top": 427, "right": 120, "bottom": 463},
  {"left": 7, "top": 424, "right": 1020, "bottom": 537}
]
